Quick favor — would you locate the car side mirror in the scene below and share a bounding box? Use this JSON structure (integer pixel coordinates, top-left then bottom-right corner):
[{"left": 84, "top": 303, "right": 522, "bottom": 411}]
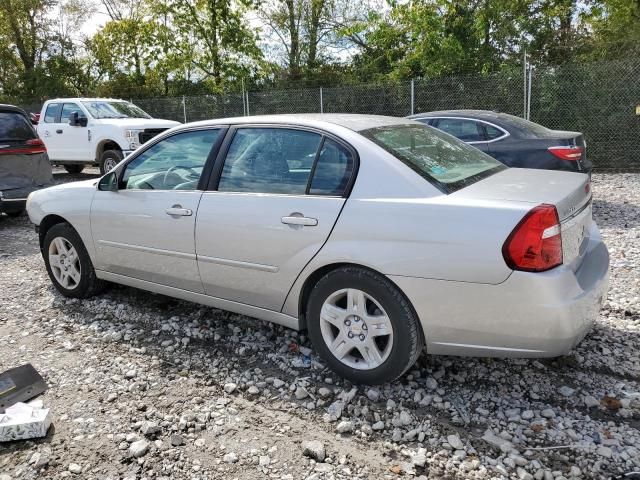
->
[
  {"left": 98, "top": 171, "right": 118, "bottom": 191},
  {"left": 69, "top": 112, "right": 88, "bottom": 127}
]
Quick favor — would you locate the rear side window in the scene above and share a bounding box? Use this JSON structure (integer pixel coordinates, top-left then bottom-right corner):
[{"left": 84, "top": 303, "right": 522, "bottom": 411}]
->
[
  {"left": 362, "top": 123, "right": 506, "bottom": 194},
  {"left": 44, "top": 103, "right": 61, "bottom": 123},
  {"left": 434, "top": 118, "right": 484, "bottom": 142},
  {"left": 485, "top": 124, "right": 505, "bottom": 140},
  {"left": 218, "top": 128, "right": 322, "bottom": 194},
  {"left": 0, "top": 112, "right": 36, "bottom": 140},
  {"left": 309, "top": 139, "right": 354, "bottom": 196}
]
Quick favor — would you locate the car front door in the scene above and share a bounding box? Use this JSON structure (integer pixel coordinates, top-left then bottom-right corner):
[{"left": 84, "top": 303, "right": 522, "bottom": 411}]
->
[
  {"left": 59, "top": 103, "right": 91, "bottom": 160},
  {"left": 90, "top": 128, "right": 224, "bottom": 292},
  {"left": 195, "top": 126, "right": 356, "bottom": 311}
]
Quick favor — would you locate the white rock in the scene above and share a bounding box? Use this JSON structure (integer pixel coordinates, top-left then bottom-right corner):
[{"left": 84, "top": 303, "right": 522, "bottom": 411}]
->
[
  {"left": 302, "top": 440, "right": 325, "bottom": 462},
  {"left": 223, "top": 452, "right": 239, "bottom": 463},
  {"left": 447, "top": 434, "right": 464, "bottom": 450},
  {"left": 129, "top": 439, "right": 150, "bottom": 458},
  {"left": 558, "top": 385, "right": 575, "bottom": 397},
  {"left": 336, "top": 420, "right": 354, "bottom": 433},
  {"left": 68, "top": 463, "right": 82, "bottom": 474},
  {"left": 223, "top": 382, "right": 237, "bottom": 394}
]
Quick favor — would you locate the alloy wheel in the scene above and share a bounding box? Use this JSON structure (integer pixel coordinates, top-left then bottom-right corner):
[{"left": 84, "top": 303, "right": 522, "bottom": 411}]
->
[
  {"left": 319, "top": 288, "right": 394, "bottom": 370},
  {"left": 48, "top": 237, "right": 81, "bottom": 290}
]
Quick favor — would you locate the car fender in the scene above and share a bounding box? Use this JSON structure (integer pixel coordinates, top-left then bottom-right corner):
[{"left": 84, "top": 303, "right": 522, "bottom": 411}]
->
[{"left": 26, "top": 180, "right": 98, "bottom": 261}]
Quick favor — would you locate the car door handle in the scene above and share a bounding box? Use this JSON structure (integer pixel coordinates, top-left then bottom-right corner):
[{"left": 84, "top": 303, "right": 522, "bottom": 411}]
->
[
  {"left": 281, "top": 215, "right": 318, "bottom": 227},
  {"left": 165, "top": 205, "right": 192, "bottom": 216},
  {"left": 56, "top": 129, "right": 63, "bottom": 134}
]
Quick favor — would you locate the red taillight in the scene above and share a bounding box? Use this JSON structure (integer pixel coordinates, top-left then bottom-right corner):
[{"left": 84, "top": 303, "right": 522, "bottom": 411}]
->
[
  {"left": 502, "top": 204, "right": 563, "bottom": 272},
  {"left": 0, "top": 138, "right": 47, "bottom": 155},
  {"left": 25, "top": 138, "right": 47, "bottom": 154},
  {"left": 548, "top": 146, "right": 583, "bottom": 161}
]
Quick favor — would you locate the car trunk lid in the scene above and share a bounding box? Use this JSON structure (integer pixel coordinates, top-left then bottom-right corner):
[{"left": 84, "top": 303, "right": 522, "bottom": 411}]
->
[{"left": 452, "top": 168, "right": 592, "bottom": 270}]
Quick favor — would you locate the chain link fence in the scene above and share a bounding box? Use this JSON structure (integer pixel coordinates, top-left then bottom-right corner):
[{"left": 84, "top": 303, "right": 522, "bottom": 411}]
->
[{"left": 14, "top": 57, "right": 640, "bottom": 171}]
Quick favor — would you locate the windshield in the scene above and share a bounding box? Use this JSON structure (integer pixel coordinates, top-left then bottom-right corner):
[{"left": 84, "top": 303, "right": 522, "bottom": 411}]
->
[
  {"left": 362, "top": 123, "right": 506, "bottom": 193},
  {"left": 81, "top": 101, "right": 151, "bottom": 119}
]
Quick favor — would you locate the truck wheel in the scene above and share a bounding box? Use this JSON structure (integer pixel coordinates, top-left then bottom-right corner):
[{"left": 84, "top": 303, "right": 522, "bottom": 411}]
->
[
  {"left": 63, "top": 165, "right": 84, "bottom": 174},
  {"left": 100, "top": 150, "right": 123, "bottom": 175}
]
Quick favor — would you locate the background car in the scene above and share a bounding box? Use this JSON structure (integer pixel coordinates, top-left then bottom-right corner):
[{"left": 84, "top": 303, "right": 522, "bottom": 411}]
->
[
  {"left": 27, "top": 114, "right": 608, "bottom": 384},
  {"left": 409, "top": 110, "right": 591, "bottom": 173},
  {"left": 0, "top": 104, "right": 53, "bottom": 217}
]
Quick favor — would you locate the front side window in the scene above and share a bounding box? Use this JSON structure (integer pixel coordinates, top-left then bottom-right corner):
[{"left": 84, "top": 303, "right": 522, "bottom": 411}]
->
[
  {"left": 218, "top": 128, "right": 322, "bottom": 194},
  {"left": 44, "top": 103, "right": 61, "bottom": 123},
  {"left": 60, "top": 103, "right": 86, "bottom": 123},
  {"left": 362, "top": 123, "right": 506, "bottom": 193},
  {"left": 121, "top": 129, "right": 221, "bottom": 190},
  {"left": 434, "top": 118, "right": 484, "bottom": 142},
  {"left": 82, "top": 101, "right": 151, "bottom": 119},
  {"left": 309, "top": 139, "right": 354, "bottom": 196}
]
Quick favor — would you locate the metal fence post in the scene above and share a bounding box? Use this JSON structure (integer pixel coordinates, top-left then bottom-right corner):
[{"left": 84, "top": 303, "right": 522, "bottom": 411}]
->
[
  {"left": 526, "top": 66, "right": 532, "bottom": 120},
  {"left": 246, "top": 90, "right": 250, "bottom": 116},
  {"left": 182, "top": 95, "right": 187, "bottom": 123},
  {"left": 523, "top": 49, "right": 528, "bottom": 118},
  {"left": 410, "top": 79, "right": 415, "bottom": 116},
  {"left": 320, "top": 87, "right": 323, "bottom": 113}
]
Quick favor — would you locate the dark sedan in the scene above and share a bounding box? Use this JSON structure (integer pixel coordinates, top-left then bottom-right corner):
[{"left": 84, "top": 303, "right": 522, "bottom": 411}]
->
[
  {"left": 0, "top": 104, "right": 53, "bottom": 217},
  {"left": 409, "top": 110, "right": 591, "bottom": 173}
]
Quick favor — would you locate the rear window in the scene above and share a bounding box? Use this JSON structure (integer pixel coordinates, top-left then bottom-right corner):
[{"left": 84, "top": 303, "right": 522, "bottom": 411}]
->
[
  {"left": 0, "top": 111, "right": 37, "bottom": 141},
  {"left": 362, "top": 123, "right": 506, "bottom": 193}
]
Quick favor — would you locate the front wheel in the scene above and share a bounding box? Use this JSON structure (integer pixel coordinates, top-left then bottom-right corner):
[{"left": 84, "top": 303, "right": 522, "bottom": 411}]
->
[
  {"left": 306, "top": 266, "right": 423, "bottom": 384},
  {"left": 43, "top": 223, "right": 105, "bottom": 298},
  {"left": 99, "top": 149, "right": 123, "bottom": 175}
]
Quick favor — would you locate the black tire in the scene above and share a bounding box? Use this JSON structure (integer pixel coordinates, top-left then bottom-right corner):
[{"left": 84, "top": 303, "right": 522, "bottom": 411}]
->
[
  {"left": 4, "top": 209, "right": 24, "bottom": 217},
  {"left": 306, "top": 266, "right": 423, "bottom": 385},
  {"left": 99, "top": 149, "right": 123, "bottom": 175},
  {"left": 43, "top": 223, "right": 106, "bottom": 298},
  {"left": 63, "top": 164, "right": 85, "bottom": 174}
]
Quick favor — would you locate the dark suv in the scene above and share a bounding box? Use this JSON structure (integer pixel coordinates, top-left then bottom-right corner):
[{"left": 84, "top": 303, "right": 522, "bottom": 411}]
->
[{"left": 0, "top": 104, "right": 53, "bottom": 217}]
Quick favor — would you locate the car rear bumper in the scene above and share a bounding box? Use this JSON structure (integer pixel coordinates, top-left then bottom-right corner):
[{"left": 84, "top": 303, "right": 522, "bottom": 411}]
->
[{"left": 389, "top": 222, "right": 609, "bottom": 357}]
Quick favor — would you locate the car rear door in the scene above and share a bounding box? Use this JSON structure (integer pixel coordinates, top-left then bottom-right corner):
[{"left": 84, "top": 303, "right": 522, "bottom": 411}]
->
[
  {"left": 195, "top": 126, "right": 356, "bottom": 311},
  {"left": 37, "top": 102, "right": 64, "bottom": 160},
  {"left": 90, "top": 127, "right": 224, "bottom": 292}
]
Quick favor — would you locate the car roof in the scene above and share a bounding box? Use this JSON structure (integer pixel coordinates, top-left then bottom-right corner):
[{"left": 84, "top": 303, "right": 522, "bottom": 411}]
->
[
  {"left": 45, "top": 98, "right": 130, "bottom": 103},
  {"left": 184, "top": 113, "right": 413, "bottom": 132},
  {"left": 0, "top": 104, "right": 28, "bottom": 115},
  {"left": 408, "top": 109, "right": 520, "bottom": 123}
]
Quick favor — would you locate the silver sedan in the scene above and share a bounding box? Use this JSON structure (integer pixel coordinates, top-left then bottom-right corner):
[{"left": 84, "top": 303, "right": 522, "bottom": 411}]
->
[{"left": 26, "top": 114, "right": 610, "bottom": 384}]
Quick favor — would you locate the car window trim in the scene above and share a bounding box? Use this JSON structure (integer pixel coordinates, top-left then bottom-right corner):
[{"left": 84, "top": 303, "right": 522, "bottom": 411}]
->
[
  {"left": 113, "top": 125, "right": 228, "bottom": 192},
  {"left": 415, "top": 116, "right": 510, "bottom": 144},
  {"left": 206, "top": 123, "right": 359, "bottom": 199}
]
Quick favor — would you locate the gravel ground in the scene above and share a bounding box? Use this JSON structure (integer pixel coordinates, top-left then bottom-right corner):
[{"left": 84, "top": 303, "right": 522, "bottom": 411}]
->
[{"left": 0, "top": 170, "right": 639, "bottom": 480}]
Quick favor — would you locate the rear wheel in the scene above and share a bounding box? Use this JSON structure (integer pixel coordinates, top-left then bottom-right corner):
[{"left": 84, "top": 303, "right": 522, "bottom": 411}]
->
[
  {"left": 43, "top": 223, "right": 105, "bottom": 298},
  {"left": 306, "top": 266, "right": 423, "bottom": 384},
  {"left": 63, "top": 164, "right": 85, "bottom": 174},
  {"left": 99, "top": 149, "right": 123, "bottom": 175}
]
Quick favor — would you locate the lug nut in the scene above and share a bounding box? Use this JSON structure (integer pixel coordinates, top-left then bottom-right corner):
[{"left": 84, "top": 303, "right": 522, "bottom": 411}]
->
[
  {"left": 344, "top": 319, "right": 351, "bottom": 326},
  {"left": 354, "top": 316, "right": 360, "bottom": 322},
  {"left": 359, "top": 334, "right": 366, "bottom": 341},
  {"left": 348, "top": 332, "right": 354, "bottom": 338},
  {"left": 362, "top": 324, "right": 368, "bottom": 331}
]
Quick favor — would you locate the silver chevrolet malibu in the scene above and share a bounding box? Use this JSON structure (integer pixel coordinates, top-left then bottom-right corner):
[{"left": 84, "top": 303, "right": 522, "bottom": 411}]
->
[{"left": 26, "top": 114, "right": 610, "bottom": 384}]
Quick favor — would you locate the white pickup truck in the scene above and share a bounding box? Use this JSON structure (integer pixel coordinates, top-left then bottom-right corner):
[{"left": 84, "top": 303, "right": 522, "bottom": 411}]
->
[{"left": 37, "top": 98, "right": 180, "bottom": 174}]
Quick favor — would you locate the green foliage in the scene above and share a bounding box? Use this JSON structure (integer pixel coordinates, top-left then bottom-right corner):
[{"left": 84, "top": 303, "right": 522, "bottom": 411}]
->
[{"left": 0, "top": 0, "right": 638, "bottom": 102}]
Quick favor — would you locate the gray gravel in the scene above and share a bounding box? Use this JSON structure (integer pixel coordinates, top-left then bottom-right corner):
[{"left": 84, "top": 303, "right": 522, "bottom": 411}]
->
[{"left": 0, "top": 171, "right": 639, "bottom": 479}]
